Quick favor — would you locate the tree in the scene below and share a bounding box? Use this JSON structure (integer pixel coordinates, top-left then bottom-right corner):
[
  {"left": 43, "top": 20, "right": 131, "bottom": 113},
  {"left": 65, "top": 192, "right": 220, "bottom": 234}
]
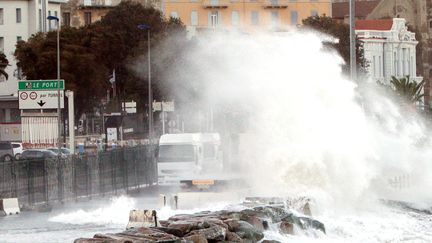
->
[
  {"left": 0, "top": 52, "right": 8, "bottom": 80},
  {"left": 302, "top": 15, "right": 367, "bottom": 76},
  {"left": 14, "top": 1, "right": 187, "bottom": 117},
  {"left": 390, "top": 76, "right": 425, "bottom": 104}
]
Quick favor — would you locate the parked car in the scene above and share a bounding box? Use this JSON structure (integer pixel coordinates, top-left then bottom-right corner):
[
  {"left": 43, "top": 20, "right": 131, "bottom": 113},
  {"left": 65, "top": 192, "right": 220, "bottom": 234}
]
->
[
  {"left": 47, "top": 147, "right": 71, "bottom": 158},
  {"left": 11, "top": 142, "right": 23, "bottom": 160},
  {"left": 21, "top": 149, "right": 58, "bottom": 160},
  {"left": 0, "top": 142, "right": 14, "bottom": 162}
]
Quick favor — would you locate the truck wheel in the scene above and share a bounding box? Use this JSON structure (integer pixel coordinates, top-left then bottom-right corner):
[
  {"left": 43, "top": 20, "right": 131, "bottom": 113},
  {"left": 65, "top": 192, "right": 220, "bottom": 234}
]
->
[{"left": 15, "top": 153, "right": 21, "bottom": 160}]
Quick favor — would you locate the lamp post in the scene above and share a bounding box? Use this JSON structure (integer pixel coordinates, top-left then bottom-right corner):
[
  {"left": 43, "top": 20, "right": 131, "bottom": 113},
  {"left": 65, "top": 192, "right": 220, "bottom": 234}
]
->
[
  {"left": 137, "top": 24, "right": 152, "bottom": 144},
  {"left": 349, "top": 0, "right": 357, "bottom": 81},
  {"left": 47, "top": 15, "right": 61, "bottom": 151},
  {"left": 48, "top": 15, "right": 62, "bottom": 202}
]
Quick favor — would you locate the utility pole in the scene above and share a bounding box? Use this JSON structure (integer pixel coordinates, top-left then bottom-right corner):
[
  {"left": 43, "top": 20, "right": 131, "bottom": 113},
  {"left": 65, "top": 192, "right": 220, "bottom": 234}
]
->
[{"left": 349, "top": 0, "right": 357, "bottom": 81}]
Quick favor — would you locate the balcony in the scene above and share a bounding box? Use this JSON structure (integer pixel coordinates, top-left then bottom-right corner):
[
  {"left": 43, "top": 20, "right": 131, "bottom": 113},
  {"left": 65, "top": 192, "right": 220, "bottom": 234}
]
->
[
  {"left": 79, "top": 0, "right": 121, "bottom": 7},
  {"left": 203, "top": 0, "right": 229, "bottom": 9},
  {"left": 263, "top": 0, "right": 288, "bottom": 9}
]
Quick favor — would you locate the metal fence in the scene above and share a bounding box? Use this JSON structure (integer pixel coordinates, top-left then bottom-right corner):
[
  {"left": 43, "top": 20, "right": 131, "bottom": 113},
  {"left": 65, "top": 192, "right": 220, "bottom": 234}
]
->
[{"left": 0, "top": 145, "right": 157, "bottom": 207}]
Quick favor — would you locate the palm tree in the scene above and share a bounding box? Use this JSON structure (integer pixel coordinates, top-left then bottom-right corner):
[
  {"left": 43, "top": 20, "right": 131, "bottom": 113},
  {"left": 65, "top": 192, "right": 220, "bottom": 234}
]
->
[
  {"left": 0, "top": 52, "right": 8, "bottom": 80},
  {"left": 390, "top": 76, "right": 425, "bottom": 104}
]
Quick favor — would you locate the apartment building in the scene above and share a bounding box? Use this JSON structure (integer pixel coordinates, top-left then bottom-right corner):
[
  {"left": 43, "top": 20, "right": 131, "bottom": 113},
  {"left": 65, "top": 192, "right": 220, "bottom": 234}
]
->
[
  {"left": 0, "top": 0, "right": 63, "bottom": 123},
  {"left": 162, "top": 0, "right": 332, "bottom": 34},
  {"left": 61, "top": 0, "right": 156, "bottom": 28}
]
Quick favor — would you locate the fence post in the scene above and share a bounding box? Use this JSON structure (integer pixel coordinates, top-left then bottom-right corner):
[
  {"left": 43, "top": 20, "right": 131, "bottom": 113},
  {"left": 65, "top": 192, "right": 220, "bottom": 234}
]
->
[
  {"left": 26, "top": 160, "right": 32, "bottom": 205},
  {"left": 98, "top": 152, "right": 104, "bottom": 197},
  {"left": 134, "top": 149, "right": 139, "bottom": 192},
  {"left": 111, "top": 150, "right": 116, "bottom": 195},
  {"left": 124, "top": 149, "right": 128, "bottom": 194},
  {"left": 11, "top": 161, "right": 18, "bottom": 198},
  {"left": 43, "top": 159, "right": 49, "bottom": 204}
]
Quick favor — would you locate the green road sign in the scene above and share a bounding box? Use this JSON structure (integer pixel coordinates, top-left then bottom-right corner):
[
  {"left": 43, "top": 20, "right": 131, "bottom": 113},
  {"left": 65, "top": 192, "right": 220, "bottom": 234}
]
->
[{"left": 18, "top": 80, "right": 65, "bottom": 90}]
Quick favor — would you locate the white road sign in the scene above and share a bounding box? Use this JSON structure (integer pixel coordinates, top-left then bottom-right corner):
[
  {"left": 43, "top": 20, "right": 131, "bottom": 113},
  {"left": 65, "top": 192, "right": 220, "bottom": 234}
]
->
[{"left": 19, "top": 90, "right": 64, "bottom": 109}]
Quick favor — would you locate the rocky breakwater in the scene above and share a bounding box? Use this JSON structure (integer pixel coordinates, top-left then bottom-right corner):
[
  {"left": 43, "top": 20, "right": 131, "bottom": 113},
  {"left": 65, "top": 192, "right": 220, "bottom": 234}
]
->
[{"left": 75, "top": 199, "right": 325, "bottom": 243}]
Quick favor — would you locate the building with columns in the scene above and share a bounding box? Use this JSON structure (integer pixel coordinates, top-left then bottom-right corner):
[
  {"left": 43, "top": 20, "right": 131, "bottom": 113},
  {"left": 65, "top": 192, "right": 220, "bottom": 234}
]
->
[{"left": 356, "top": 18, "right": 422, "bottom": 84}]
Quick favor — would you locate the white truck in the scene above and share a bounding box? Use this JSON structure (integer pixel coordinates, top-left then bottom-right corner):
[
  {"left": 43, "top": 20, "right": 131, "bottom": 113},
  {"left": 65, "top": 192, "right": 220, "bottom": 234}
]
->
[{"left": 157, "top": 133, "right": 223, "bottom": 185}]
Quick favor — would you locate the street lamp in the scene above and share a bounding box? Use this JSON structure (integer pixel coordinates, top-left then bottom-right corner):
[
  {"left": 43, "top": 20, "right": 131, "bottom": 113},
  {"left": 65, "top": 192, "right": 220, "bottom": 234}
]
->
[
  {"left": 137, "top": 24, "right": 153, "bottom": 144},
  {"left": 47, "top": 15, "right": 62, "bottom": 202}
]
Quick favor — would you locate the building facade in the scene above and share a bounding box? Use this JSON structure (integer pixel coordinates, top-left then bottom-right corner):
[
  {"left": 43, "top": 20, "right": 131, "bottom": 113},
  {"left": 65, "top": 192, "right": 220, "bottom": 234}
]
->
[
  {"left": 332, "top": 0, "right": 380, "bottom": 24},
  {"left": 356, "top": 18, "right": 422, "bottom": 84},
  {"left": 366, "top": 0, "right": 432, "bottom": 106},
  {"left": 162, "top": 0, "right": 332, "bottom": 33},
  {"left": 0, "top": 0, "right": 63, "bottom": 124},
  {"left": 61, "top": 0, "right": 156, "bottom": 28}
]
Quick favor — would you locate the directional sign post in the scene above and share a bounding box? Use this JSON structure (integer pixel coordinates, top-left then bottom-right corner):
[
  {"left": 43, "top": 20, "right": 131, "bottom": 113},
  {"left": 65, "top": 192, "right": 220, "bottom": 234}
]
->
[
  {"left": 19, "top": 90, "right": 64, "bottom": 109},
  {"left": 18, "top": 80, "right": 65, "bottom": 110}
]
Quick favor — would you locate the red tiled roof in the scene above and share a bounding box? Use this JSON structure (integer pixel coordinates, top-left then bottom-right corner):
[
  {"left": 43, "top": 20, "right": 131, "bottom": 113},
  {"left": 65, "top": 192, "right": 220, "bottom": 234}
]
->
[
  {"left": 332, "top": 0, "right": 381, "bottom": 19},
  {"left": 356, "top": 19, "right": 393, "bottom": 30}
]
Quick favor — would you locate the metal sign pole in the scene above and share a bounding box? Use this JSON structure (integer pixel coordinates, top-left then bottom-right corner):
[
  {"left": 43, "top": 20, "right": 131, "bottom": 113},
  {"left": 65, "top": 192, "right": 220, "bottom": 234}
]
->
[{"left": 349, "top": 0, "right": 357, "bottom": 81}]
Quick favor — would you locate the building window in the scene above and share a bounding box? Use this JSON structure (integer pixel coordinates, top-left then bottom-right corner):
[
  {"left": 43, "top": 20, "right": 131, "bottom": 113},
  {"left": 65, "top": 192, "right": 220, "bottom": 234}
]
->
[
  {"left": 251, "top": 11, "right": 259, "bottom": 25},
  {"left": 0, "top": 37, "right": 4, "bottom": 52},
  {"left": 84, "top": 12, "right": 92, "bottom": 25},
  {"left": 170, "top": 12, "right": 178, "bottom": 19},
  {"left": 290, "top": 11, "right": 298, "bottom": 25},
  {"left": 210, "top": 11, "right": 219, "bottom": 27},
  {"left": 231, "top": 11, "right": 239, "bottom": 26},
  {"left": 191, "top": 11, "right": 198, "bottom": 26},
  {"left": 379, "top": 56, "right": 382, "bottom": 77},
  {"left": 0, "top": 8, "right": 4, "bottom": 25},
  {"left": 63, "top": 12, "right": 71, "bottom": 27},
  {"left": 17, "top": 36, "right": 22, "bottom": 42},
  {"left": 394, "top": 52, "right": 397, "bottom": 76},
  {"left": 48, "top": 10, "right": 52, "bottom": 30},
  {"left": 270, "top": 0, "right": 278, "bottom": 5},
  {"left": 210, "top": 0, "right": 218, "bottom": 5},
  {"left": 54, "top": 11, "right": 58, "bottom": 17},
  {"left": 311, "top": 10, "right": 318, "bottom": 17},
  {"left": 16, "top": 8, "right": 22, "bottom": 23},
  {"left": 39, "top": 9, "right": 42, "bottom": 31},
  {"left": 271, "top": 11, "right": 279, "bottom": 27},
  {"left": 402, "top": 48, "right": 407, "bottom": 76}
]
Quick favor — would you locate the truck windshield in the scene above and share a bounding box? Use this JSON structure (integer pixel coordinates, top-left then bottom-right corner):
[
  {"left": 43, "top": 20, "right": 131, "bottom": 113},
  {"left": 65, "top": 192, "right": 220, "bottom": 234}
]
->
[{"left": 158, "top": 145, "right": 195, "bottom": 163}]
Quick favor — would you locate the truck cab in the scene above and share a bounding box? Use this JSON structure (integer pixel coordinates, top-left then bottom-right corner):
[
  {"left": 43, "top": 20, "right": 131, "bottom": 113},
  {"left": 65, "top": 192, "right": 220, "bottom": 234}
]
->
[{"left": 157, "top": 133, "right": 222, "bottom": 185}]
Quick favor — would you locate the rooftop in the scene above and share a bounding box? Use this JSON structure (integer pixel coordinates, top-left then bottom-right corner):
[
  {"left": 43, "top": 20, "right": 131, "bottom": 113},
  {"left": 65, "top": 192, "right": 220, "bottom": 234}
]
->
[
  {"left": 356, "top": 19, "right": 393, "bottom": 31},
  {"left": 332, "top": 0, "right": 381, "bottom": 19}
]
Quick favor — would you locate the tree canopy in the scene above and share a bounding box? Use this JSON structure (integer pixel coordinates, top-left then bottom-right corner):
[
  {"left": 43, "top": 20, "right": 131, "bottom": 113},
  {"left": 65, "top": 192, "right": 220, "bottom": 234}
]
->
[
  {"left": 15, "top": 1, "right": 187, "bottom": 117},
  {"left": 0, "top": 52, "right": 8, "bottom": 80},
  {"left": 390, "top": 76, "right": 425, "bottom": 104},
  {"left": 302, "top": 15, "right": 367, "bottom": 76}
]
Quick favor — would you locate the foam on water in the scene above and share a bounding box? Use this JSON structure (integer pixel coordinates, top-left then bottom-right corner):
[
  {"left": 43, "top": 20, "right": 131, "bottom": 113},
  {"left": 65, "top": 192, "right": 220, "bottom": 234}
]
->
[
  {"left": 160, "top": 30, "right": 432, "bottom": 208},
  {"left": 49, "top": 196, "right": 136, "bottom": 226}
]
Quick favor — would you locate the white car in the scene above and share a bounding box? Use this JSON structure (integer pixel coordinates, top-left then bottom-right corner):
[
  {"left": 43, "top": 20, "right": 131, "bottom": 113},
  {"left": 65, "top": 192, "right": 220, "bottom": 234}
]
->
[{"left": 11, "top": 142, "right": 23, "bottom": 160}]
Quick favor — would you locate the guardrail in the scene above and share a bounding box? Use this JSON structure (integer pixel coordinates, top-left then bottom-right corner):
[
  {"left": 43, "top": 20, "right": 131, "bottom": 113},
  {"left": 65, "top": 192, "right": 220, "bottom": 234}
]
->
[{"left": 0, "top": 145, "right": 157, "bottom": 207}]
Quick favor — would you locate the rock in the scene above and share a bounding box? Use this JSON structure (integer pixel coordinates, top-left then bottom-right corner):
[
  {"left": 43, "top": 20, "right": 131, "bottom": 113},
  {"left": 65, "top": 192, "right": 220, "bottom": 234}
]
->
[
  {"left": 223, "top": 219, "right": 240, "bottom": 231},
  {"left": 184, "top": 234, "right": 208, "bottom": 243},
  {"left": 153, "top": 227, "right": 184, "bottom": 237},
  {"left": 226, "top": 232, "right": 243, "bottom": 242},
  {"left": 186, "top": 225, "right": 226, "bottom": 241},
  {"left": 301, "top": 202, "right": 312, "bottom": 216},
  {"left": 235, "top": 221, "right": 264, "bottom": 242},
  {"left": 262, "top": 240, "right": 281, "bottom": 243},
  {"left": 281, "top": 213, "right": 325, "bottom": 233},
  {"left": 279, "top": 221, "right": 294, "bottom": 235},
  {"left": 168, "top": 220, "right": 200, "bottom": 234}
]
